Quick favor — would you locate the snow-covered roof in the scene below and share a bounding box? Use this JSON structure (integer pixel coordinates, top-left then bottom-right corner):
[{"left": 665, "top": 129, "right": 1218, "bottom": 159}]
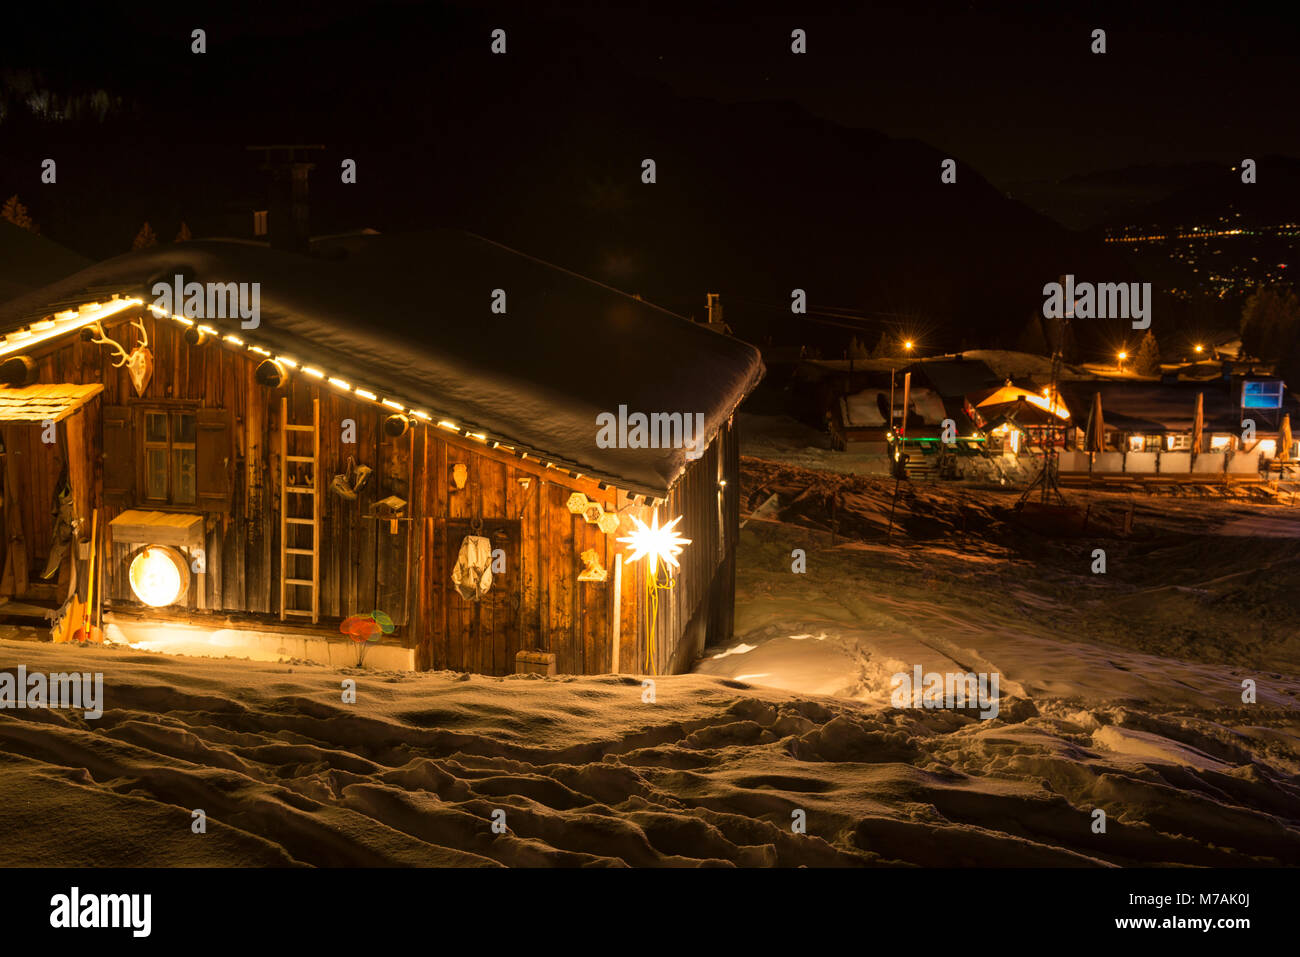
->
[
  {"left": 1058, "top": 379, "right": 1299, "bottom": 433},
  {"left": 0, "top": 231, "right": 764, "bottom": 496},
  {"left": 945, "top": 350, "right": 1092, "bottom": 382},
  {"left": 0, "top": 221, "right": 92, "bottom": 302},
  {"left": 840, "top": 389, "right": 888, "bottom": 427}
]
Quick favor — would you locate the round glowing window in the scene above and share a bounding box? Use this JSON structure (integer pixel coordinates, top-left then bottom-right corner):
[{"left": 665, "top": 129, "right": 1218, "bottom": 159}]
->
[{"left": 128, "top": 546, "right": 191, "bottom": 607}]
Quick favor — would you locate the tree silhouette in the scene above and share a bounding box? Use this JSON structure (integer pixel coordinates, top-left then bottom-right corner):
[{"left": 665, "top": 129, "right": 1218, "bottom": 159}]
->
[
  {"left": 132, "top": 222, "right": 157, "bottom": 250},
  {"left": 1015, "top": 314, "right": 1049, "bottom": 355},
  {"left": 1133, "top": 329, "right": 1162, "bottom": 376},
  {"left": 1240, "top": 284, "right": 1297, "bottom": 360},
  {"left": 1, "top": 195, "right": 39, "bottom": 233}
]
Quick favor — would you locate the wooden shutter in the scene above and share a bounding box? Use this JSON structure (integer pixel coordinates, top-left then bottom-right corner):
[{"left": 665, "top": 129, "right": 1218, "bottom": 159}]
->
[
  {"left": 102, "top": 405, "right": 135, "bottom": 505},
  {"left": 196, "top": 408, "right": 232, "bottom": 510}
]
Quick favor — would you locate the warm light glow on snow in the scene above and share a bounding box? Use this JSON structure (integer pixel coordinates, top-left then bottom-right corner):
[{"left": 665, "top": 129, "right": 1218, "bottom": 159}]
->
[{"left": 618, "top": 510, "right": 691, "bottom": 572}]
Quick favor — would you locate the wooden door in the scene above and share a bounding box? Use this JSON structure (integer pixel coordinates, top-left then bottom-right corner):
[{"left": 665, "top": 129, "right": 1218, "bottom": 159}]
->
[{"left": 443, "top": 519, "right": 520, "bottom": 674}]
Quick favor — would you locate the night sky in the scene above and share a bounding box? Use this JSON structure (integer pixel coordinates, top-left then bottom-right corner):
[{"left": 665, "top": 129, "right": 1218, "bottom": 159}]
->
[{"left": 8, "top": 1, "right": 1297, "bottom": 198}]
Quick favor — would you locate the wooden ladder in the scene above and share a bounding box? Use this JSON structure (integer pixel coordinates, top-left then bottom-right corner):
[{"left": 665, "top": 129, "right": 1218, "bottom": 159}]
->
[{"left": 280, "top": 396, "right": 320, "bottom": 623}]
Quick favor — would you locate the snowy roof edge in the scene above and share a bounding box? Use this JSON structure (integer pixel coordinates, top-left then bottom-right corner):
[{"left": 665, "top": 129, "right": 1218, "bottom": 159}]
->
[{"left": 0, "top": 233, "right": 766, "bottom": 497}]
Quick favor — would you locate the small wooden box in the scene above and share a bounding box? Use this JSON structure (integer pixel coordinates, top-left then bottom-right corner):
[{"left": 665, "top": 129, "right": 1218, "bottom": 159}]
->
[{"left": 515, "top": 650, "right": 557, "bottom": 675}]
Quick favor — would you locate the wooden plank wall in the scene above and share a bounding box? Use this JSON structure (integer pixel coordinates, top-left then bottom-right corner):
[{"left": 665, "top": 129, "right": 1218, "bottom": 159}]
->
[
  {"left": 15, "top": 307, "right": 741, "bottom": 678},
  {"left": 0, "top": 418, "right": 69, "bottom": 589},
  {"left": 617, "top": 419, "right": 738, "bottom": 676},
  {"left": 20, "top": 310, "right": 393, "bottom": 626},
  {"left": 411, "top": 436, "right": 619, "bottom": 676}
]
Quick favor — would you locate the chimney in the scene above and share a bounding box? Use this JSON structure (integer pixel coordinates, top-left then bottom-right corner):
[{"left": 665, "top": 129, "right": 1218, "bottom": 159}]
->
[
  {"left": 247, "top": 144, "right": 324, "bottom": 253},
  {"left": 704, "top": 293, "right": 730, "bottom": 333}
]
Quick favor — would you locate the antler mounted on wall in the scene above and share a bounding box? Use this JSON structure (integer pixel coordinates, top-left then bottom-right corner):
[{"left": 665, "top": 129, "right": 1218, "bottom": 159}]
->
[{"left": 89, "top": 318, "right": 153, "bottom": 395}]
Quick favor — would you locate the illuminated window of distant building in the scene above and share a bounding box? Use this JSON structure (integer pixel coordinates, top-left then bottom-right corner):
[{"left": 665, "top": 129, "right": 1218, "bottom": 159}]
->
[
  {"left": 1242, "top": 380, "right": 1284, "bottom": 409},
  {"left": 1210, "top": 434, "right": 1232, "bottom": 450}
]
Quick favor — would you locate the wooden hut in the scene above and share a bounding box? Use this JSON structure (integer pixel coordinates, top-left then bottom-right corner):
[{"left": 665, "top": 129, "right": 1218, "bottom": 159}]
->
[{"left": 0, "top": 231, "right": 764, "bottom": 675}]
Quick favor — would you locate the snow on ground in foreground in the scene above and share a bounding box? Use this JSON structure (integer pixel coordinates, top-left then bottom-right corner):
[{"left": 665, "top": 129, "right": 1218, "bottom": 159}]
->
[
  {"left": 1, "top": 455, "right": 1298, "bottom": 867},
  {"left": 3, "top": 637, "right": 1296, "bottom": 867}
]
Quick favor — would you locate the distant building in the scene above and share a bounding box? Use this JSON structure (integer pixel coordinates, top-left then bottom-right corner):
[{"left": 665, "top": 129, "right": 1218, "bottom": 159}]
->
[{"left": 1056, "top": 374, "right": 1299, "bottom": 477}]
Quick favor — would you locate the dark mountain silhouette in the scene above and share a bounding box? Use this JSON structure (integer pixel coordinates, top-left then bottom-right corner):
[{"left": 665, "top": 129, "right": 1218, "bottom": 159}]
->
[
  {"left": 1093, "top": 156, "right": 1300, "bottom": 230},
  {"left": 0, "top": 2, "right": 1133, "bottom": 356},
  {"left": 1010, "top": 162, "right": 1227, "bottom": 230}
]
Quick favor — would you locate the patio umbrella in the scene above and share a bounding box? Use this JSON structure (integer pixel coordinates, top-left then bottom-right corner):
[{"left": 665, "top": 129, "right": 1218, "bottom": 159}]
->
[
  {"left": 1084, "top": 392, "right": 1106, "bottom": 453},
  {"left": 1191, "top": 392, "right": 1204, "bottom": 457},
  {"left": 1279, "top": 413, "right": 1293, "bottom": 462}
]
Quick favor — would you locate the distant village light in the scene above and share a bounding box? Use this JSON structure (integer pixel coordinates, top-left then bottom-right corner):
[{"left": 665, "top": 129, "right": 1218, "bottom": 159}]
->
[{"left": 903, "top": 340, "right": 915, "bottom": 351}]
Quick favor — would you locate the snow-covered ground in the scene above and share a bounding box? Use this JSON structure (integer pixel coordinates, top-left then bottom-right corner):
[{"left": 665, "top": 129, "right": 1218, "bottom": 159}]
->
[
  {"left": 0, "top": 446, "right": 1297, "bottom": 866},
  {"left": 700, "top": 455, "right": 1300, "bottom": 864}
]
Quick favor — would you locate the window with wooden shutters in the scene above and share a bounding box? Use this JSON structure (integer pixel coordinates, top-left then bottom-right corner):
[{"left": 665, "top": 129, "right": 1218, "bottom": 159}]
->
[
  {"left": 195, "top": 408, "right": 232, "bottom": 510},
  {"left": 141, "top": 410, "right": 197, "bottom": 504},
  {"left": 102, "top": 405, "right": 135, "bottom": 505},
  {"left": 136, "top": 407, "right": 197, "bottom": 506}
]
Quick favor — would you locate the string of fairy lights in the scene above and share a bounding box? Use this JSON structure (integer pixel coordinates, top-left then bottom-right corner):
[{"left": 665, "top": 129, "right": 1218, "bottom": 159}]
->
[{"left": 130, "top": 297, "right": 676, "bottom": 504}]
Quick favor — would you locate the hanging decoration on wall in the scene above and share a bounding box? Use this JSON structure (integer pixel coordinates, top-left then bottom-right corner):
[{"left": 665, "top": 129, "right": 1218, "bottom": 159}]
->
[
  {"left": 329, "top": 456, "right": 372, "bottom": 499},
  {"left": 566, "top": 492, "right": 621, "bottom": 535},
  {"left": 370, "top": 495, "right": 407, "bottom": 534},
  {"left": 452, "top": 533, "right": 494, "bottom": 601},
  {"left": 577, "top": 548, "right": 607, "bottom": 582},
  {"left": 88, "top": 318, "right": 153, "bottom": 395},
  {"left": 40, "top": 467, "right": 76, "bottom": 581},
  {"left": 617, "top": 510, "right": 690, "bottom": 674},
  {"left": 254, "top": 357, "right": 287, "bottom": 387}
]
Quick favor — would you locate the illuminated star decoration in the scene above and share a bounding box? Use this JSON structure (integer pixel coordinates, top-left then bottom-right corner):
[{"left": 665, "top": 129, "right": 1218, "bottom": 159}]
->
[{"left": 617, "top": 510, "right": 691, "bottom": 576}]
